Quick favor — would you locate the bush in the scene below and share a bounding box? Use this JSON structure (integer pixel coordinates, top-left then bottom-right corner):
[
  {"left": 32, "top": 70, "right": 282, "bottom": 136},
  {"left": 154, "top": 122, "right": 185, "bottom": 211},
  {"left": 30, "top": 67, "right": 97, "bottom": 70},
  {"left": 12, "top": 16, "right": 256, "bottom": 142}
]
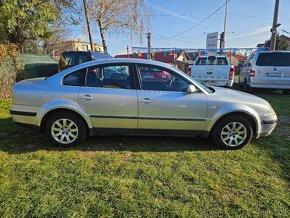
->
[{"left": 0, "top": 44, "right": 25, "bottom": 98}]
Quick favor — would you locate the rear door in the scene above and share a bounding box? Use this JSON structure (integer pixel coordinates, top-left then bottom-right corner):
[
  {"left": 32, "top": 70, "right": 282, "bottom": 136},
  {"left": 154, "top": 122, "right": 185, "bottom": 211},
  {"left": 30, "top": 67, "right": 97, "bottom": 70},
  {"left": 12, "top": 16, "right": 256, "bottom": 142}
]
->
[
  {"left": 78, "top": 63, "right": 138, "bottom": 130},
  {"left": 254, "top": 52, "right": 290, "bottom": 86}
]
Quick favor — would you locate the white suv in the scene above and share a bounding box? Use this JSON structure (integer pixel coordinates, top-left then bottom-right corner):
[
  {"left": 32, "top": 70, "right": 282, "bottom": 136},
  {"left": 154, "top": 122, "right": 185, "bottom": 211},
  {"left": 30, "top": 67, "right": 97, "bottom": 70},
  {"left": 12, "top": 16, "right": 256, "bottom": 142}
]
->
[{"left": 239, "top": 51, "right": 290, "bottom": 94}]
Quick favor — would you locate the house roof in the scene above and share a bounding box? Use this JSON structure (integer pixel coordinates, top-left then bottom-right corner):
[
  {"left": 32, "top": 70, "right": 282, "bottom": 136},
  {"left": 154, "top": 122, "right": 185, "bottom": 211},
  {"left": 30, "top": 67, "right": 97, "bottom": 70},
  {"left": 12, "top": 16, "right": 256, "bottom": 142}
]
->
[{"left": 233, "top": 53, "right": 247, "bottom": 62}]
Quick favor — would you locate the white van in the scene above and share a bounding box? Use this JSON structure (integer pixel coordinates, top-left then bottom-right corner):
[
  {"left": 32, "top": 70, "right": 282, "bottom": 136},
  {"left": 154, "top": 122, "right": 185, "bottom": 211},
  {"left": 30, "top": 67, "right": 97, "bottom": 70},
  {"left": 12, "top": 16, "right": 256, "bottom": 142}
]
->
[
  {"left": 190, "top": 56, "right": 234, "bottom": 87},
  {"left": 239, "top": 51, "right": 290, "bottom": 94}
]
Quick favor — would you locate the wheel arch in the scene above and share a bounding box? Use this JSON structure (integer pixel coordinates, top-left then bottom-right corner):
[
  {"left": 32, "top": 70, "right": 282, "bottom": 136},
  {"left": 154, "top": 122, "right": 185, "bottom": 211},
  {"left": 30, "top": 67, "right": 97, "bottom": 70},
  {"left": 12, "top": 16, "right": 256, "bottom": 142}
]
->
[
  {"left": 39, "top": 108, "right": 92, "bottom": 134},
  {"left": 209, "top": 111, "right": 258, "bottom": 138}
]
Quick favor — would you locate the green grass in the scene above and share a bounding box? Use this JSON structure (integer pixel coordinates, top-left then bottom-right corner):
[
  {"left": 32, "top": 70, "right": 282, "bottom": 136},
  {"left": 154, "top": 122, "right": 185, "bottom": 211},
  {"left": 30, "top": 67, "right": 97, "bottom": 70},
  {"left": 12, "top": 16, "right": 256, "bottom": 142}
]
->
[{"left": 0, "top": 90, "right": 290, "bottom": 217}]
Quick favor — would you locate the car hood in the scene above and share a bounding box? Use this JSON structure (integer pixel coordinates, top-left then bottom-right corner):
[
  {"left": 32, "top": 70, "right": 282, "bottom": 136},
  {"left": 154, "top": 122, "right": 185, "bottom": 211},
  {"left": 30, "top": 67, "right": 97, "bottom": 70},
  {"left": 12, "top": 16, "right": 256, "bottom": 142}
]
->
[{"left": 208, "top": 86, "right": 269, "bottom": 105}]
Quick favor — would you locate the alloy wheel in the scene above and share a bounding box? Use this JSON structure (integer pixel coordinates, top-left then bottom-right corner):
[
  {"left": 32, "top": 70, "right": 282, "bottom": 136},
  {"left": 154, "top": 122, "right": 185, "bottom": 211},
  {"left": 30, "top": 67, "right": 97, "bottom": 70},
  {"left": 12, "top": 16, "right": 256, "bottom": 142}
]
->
[
  {"left": 221, "top": 122, "right": 247, "bottom": 147},
  {"left": 51, "top": 118, "right": 78, "bottom": 144}
]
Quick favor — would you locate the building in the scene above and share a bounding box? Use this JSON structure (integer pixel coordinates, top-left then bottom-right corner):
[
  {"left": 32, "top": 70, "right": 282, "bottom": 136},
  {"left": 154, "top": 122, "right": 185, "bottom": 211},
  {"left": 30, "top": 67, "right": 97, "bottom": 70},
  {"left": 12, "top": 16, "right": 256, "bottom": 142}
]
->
[{"left": 45, "top": 39, "right": 104, "bottom": 57}]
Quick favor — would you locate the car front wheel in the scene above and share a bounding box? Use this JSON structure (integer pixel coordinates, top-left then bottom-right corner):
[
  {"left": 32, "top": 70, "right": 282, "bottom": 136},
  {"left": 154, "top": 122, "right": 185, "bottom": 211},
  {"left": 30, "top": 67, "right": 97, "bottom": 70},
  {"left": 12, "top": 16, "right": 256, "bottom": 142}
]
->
[
  {"left": 45, "top": 112, "right": 87, "bottom": 146},
  {"left": 211, "top": 115, "right": 253, "bottom": 150}
]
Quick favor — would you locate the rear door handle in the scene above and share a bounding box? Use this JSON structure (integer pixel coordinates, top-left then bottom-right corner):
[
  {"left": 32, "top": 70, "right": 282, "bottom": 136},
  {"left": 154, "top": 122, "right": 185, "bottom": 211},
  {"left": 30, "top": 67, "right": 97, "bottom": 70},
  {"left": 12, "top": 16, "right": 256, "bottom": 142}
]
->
[
  {"left": 80, "top": 95, "right": 92, "bottom": 101},
  {"left": 139, "top": 98, "right": 152, "bottom": 104}
]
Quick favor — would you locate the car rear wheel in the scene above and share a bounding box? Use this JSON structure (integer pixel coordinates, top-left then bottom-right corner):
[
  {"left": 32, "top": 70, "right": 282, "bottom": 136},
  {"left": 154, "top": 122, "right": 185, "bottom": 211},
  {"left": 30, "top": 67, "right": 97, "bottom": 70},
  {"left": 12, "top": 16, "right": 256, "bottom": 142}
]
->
[
  {"left": 243, "top": 79, "right": 253, "bottom": 93},
  {"left": 211, "top": 115, "right": 253, "bottom": 150},
  {"left": 45, "top": 112, "right": 87, "bottom": 146}
]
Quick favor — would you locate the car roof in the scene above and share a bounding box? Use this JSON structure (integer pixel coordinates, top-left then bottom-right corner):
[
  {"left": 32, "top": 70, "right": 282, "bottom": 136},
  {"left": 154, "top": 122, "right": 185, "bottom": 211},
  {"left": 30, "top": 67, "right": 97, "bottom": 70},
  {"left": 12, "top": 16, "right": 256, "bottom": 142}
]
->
[{"left": 70, "top": 58, "right": 174, "bottom": 69}]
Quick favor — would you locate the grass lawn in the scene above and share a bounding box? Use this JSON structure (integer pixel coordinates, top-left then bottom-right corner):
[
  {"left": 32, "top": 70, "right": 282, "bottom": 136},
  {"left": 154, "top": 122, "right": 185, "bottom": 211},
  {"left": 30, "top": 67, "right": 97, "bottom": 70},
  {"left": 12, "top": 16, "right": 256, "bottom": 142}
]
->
[{"left": 0, "top": 89, "right": 289, "bottom": 217}]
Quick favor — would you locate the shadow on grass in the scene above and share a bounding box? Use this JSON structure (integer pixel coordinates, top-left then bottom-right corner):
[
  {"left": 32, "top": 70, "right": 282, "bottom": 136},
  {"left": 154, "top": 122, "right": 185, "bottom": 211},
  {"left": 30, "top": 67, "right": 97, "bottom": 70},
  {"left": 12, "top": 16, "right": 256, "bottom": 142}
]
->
[{"left": 0, "top": 117, "right": 219, "bottom": 154}]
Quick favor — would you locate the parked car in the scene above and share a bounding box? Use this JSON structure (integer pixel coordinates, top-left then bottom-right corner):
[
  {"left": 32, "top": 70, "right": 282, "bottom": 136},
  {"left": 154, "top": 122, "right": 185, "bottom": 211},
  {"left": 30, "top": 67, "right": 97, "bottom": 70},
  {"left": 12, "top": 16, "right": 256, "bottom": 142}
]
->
[
  {"left": 239, "top": 51, "right": 290, "bottom": 94},
  {"left": 59, "top": 51, "right": 112, "bottom": 71},
  {"left": 190, "top": 55, "right": 235, "bottom": 88},
  {"left": 11, "top": 59, "right": 277, "bottom": 149}
]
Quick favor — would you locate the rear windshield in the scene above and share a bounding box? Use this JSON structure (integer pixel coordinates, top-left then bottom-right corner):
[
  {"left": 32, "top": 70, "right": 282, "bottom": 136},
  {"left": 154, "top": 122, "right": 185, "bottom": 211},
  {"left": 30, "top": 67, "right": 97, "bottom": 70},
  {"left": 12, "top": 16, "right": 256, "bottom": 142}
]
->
[
  {"left": 196, "top": 57, "right": 207, "bottom": 65},
  {"left": 91, "top": 52, "right": 112, "bottom": 60},
  {"left": 256, "top": 53, "right": 290, "bottom": 66},
  {"left": 196, "top": 57, "right": 228, "bottom": 65}
]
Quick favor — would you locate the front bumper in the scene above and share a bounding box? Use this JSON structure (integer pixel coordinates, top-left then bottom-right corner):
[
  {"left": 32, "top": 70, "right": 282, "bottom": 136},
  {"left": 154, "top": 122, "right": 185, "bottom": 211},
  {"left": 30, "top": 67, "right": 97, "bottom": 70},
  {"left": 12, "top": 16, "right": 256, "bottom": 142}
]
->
[{"left": 256, "top": 114, "right": 277, "bottom": 138}]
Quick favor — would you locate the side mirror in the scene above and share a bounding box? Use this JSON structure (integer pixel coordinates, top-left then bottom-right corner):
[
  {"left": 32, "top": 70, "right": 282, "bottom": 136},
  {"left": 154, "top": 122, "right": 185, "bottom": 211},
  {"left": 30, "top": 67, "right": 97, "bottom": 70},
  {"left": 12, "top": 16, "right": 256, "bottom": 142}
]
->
[{"left": 187, "top": 84, "right": 197, "bottom": 94}]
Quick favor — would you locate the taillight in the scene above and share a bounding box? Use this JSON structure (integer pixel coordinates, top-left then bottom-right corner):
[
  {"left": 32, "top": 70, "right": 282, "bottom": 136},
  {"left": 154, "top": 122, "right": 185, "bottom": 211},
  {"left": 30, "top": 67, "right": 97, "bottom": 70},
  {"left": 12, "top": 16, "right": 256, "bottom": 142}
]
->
[
  {"left": 187, "top": 67, "right": 191, "bottom": 75},
  {"left": 249, "top": 70, "right": 256, "bottom": 77},
  {"left": 229, "top": 67, "right": 234, "bottom": 80}
]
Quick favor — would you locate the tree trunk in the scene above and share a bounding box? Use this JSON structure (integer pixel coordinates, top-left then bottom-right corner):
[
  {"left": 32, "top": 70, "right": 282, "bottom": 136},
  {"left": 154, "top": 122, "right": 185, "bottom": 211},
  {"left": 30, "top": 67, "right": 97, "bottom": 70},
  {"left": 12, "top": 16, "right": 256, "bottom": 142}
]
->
[{"left": 98, "top": 20, "right": 108, "bottom": 54}]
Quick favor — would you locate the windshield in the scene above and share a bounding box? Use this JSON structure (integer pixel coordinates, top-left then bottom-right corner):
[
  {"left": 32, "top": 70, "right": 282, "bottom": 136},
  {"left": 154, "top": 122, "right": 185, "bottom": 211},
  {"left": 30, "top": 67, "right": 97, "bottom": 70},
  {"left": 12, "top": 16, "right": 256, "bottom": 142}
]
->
[{"left": 170, "top": 65, "right": 213, "bottom": 94}]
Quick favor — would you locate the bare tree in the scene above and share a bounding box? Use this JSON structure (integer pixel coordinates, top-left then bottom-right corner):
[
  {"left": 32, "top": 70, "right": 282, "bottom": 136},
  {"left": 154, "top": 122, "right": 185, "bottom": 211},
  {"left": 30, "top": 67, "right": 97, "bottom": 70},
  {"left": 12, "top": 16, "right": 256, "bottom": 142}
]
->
[{"left": 87, "top": 0, "right": 152, "bottom": 54}]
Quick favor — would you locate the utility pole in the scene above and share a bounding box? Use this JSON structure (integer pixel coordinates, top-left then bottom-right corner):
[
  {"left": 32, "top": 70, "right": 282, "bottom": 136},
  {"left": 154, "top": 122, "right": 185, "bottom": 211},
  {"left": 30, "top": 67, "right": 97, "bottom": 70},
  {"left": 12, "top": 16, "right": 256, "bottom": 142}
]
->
[
  {"left": 221, "top": 0, "right": 228, "bottom": 49},
  {"left": 270, "top": 0, "right": 280, "bottom": 51},
  {"left": 83, "top": 0, "right": 94, "bottom": 51},
  {"left": 147, "top": 32, "right": 151, "bottom": 59}
]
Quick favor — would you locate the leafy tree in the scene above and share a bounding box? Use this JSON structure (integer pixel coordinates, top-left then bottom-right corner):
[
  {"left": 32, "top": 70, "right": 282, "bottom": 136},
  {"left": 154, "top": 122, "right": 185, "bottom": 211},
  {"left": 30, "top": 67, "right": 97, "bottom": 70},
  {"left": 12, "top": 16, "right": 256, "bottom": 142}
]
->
[
  {"left": 0, "top": 0, "right": 80, "bottom": 52},
  {"left": 87, "top": 0, "right": 152, "bottom": 53},
  {"left": 265, "top": 34, "right": 289, "bottom": 50}
]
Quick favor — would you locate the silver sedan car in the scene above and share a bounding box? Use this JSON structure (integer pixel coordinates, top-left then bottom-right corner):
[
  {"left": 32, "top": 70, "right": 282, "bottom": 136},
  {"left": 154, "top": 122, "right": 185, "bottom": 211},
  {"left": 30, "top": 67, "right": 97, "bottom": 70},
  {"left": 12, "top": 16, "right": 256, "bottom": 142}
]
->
[{"left": 11, "top": 58, "right": 277, "bottom": 149}]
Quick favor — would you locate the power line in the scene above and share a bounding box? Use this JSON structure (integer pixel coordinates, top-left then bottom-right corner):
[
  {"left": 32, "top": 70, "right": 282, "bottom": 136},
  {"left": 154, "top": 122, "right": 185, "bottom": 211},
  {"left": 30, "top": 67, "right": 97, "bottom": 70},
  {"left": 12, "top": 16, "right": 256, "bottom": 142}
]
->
[{"left": 159, "top": 0, "right": 233, "bottom": 40}]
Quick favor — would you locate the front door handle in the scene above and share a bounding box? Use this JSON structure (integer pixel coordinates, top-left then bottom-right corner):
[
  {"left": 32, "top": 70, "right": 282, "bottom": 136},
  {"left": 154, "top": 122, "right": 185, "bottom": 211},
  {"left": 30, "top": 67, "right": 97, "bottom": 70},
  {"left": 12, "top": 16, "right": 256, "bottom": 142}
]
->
[
  {"left": 80, "top": 95, "right": 92, "bottom": 101},
  {"left": 139, "top": 98, "right": 152, "bottom": 104}
]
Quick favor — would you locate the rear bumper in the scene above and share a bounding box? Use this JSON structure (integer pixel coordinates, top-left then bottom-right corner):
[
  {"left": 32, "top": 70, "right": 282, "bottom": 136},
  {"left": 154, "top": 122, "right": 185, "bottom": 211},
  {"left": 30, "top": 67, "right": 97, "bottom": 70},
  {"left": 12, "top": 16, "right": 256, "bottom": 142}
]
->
[
  {"left": 248, "top": 83, "right": 290, "bottom": 89},
  {"left": 10, "top": 104, "right": 41, "bottom": 126},
  {"left": 248, "top": 78, "right": 290, "bottom": 89}
]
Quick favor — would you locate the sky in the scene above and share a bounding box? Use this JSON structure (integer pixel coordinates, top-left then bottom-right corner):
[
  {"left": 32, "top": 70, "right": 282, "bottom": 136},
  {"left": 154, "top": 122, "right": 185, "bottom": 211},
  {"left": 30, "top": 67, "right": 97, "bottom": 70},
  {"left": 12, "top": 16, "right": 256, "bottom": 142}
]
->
[{"left": 70, "top": 0, "right": 290, "bottom": 56}]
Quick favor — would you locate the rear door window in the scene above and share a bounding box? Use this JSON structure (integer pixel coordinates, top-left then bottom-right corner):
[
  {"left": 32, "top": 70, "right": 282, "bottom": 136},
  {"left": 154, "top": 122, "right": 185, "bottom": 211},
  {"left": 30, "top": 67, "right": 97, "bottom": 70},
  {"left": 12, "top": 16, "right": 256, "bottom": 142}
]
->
[
  {"left": 256, "top": 53, "right": 290, "bottom": 66},
  {"left": 86, "top": 65, "right": 132, "bottom": 89}
]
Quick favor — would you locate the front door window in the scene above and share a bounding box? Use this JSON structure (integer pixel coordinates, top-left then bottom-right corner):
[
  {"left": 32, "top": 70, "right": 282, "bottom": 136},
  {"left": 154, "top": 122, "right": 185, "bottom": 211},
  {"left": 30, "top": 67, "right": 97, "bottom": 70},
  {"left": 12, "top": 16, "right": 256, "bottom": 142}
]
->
[{"left": 138, "top": 65, "right": 189, "bottom": 92}]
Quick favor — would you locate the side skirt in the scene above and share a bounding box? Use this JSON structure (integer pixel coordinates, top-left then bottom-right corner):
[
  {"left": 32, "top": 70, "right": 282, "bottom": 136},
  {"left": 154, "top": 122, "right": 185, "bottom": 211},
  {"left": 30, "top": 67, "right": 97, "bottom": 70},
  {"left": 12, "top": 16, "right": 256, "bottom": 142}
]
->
[{"left": 91, "top": 128, "right": 209, "bottom": 138}]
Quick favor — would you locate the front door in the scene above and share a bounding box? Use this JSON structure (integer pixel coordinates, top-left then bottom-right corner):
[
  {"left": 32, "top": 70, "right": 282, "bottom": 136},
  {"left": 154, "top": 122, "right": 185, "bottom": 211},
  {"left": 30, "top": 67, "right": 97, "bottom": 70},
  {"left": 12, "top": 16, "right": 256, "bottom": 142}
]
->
[
  {"left": 136, "top": 64, "right": 207, "bottom": 132},
  {"left": 78, "top": 63, "right": 138, "bottom": 129}
]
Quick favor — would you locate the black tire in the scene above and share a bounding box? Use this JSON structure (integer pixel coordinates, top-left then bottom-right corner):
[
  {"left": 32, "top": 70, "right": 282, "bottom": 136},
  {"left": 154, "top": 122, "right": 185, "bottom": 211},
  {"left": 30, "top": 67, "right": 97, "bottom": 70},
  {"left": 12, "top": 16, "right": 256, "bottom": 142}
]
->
[
  {"left": 282, "top": 90, "right": 290, "bottom": 95},
  {"left": 211, "top": 115, "right": 253, "bottom": 150},
  {"left": 238, "top": 75, "right": 243, "bottom": 87},
  {"left": 45, "top": 112, "right": 87, "bottom": 147},
  {"left": 243, "top": 79, "right": 253, "bottom": 93}
]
